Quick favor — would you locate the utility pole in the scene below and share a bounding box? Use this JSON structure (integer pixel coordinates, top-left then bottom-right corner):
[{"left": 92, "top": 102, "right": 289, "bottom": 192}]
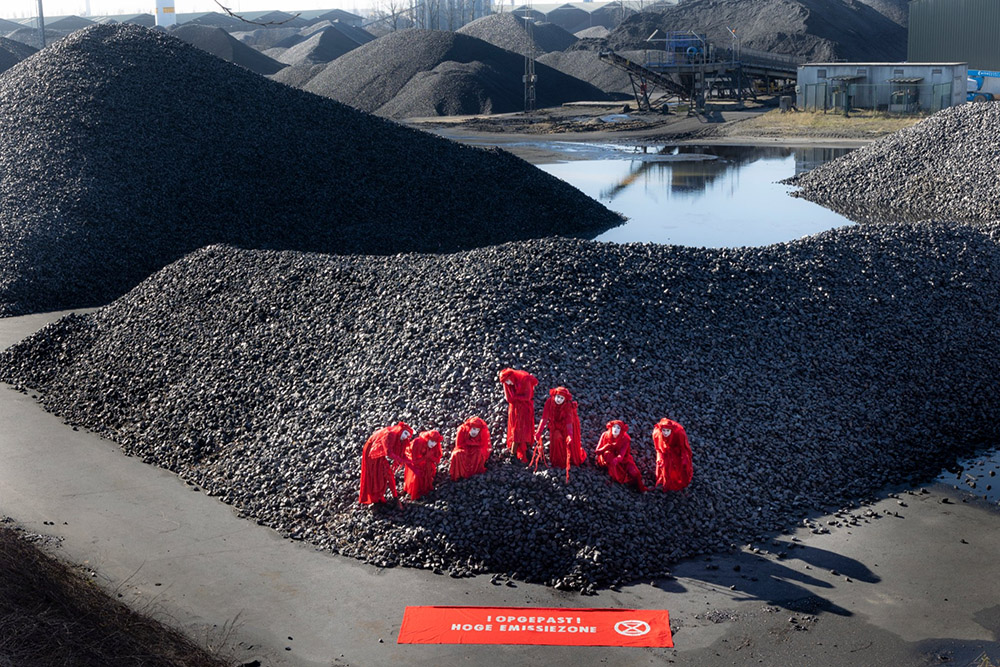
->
[
  {"left": 523, "top": 12, "right": 537, "bottom": 112},
  {"left": 36, "top": 0, "right": 46, "bottom": 49}
]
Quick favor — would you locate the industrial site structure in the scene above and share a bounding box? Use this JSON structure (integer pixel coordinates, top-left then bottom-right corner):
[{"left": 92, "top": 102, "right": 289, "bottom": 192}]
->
[{"left": 796, "top": 62, "right": 967, "bottom": 114}]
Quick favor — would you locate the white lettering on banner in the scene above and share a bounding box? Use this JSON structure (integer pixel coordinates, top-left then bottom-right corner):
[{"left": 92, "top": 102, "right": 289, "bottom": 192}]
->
[
  {"left": 499, "top": 624, "right": 597, "bottom": 633},
  {"left": 451, "top": 623, "right": 494, "bottom": 632}
]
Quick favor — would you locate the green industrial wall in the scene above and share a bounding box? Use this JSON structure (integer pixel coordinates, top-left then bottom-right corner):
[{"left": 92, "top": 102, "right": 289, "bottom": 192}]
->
[{"left": 909, "top": 0, "right": 1000, "bottom": 70}]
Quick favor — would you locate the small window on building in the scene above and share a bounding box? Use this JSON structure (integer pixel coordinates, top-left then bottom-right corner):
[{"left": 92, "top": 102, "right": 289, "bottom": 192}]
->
[
  {"left": 857, "top": 68, "right": 867, "bottom": 76},
  {"left": 932, "top": 68, "right": 942, "bottom": 75},
  {"left": 894, "top": 69, "right": 904, "bottom": 76},
  {"left": 817, "top": 69, "right": 827, "bottom": 78}
]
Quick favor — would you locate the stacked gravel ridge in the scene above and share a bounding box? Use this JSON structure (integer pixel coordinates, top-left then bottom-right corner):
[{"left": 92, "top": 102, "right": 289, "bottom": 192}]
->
[
  {"left": 607, "top": 0, "right": 906, "bottom": 62},
  {"left": 787, "top": 102, "right": 1000, "bottom": 224},
  {"left": 5, "top": 225, "right": 1000, "bottom": 590},
  {"left": 169, "top": 24, "right": 286, "bottom": 75},
  {"left": 457, "top": 13, "right": 578, "bottom": 57},
  {"left": 0, "top": 36, "right": 37, "bottom": 73},
  {"left": 0, "top": 24, "right": 619, "bottom": 317},
  {"left": 302, "top": 29, "right": 609, "bottom": 118},
  {"left": 274, "top": 25, "right": 368, "bottom": 66}
]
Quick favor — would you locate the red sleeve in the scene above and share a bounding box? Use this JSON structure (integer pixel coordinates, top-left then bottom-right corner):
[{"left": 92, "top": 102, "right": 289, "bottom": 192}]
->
[
  {"left": 595, "top": 432, "right": 612, "bottom": 455},
  {"left": 619, "top": 433, "right": 631, "bottom": 459}
]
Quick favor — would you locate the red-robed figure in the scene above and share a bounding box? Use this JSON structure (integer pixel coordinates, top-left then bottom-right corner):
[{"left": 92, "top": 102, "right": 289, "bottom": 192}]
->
[
  {"left": 403, "top": 429, "right": 443, "bottom": 500},
  {"left": 535, "top": 387, "right": 586, "bottom": 470},
  {"left": 595, "top": 420, "right": 647, "bottom": 492},
  {"left": 653, "top": 418, "right": 692, "bottom": 491},
  {"left": 449, "top": 417, "right": 491, "bottom": 481},
  {"left": 358, "top": 422, "right": 413, "bottom": 504},
  {"left": 499, "top": 368, "right": 538, "bottom": 462}
]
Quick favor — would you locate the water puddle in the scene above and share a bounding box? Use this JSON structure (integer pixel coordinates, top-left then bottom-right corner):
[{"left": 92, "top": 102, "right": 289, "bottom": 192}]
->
[
  {"left": 537, "top": 144, "right": 857, "bottom": 248},
  {"left": 937, "top": 450, "right": 1000, "bottom": 505}
]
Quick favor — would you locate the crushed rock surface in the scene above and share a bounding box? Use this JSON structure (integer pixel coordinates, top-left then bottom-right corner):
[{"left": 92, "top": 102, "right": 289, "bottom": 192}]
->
[
  {"left": 168, "top": 24, "right": 286, "bottom": 75},
  {"left": 607, "top": 0, "right": 906, "bottom": 62},
  {"left": 4, "top": 226, "right": 999, "bottom": 590},
  {"left": 0, "top": 24, "right": 619, "bottom": 317},
  {"left": 457, "top": 14, "right": 578, "bottom": 57},
  {"left": 302, "top": 29, "right": 609, "bottom": 118},
  {"left": 786, "top": 102, "right": 1000, "bottom": 224}
]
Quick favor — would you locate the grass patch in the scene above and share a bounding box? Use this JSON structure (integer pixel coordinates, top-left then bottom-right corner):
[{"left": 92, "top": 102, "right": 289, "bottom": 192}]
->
[
  {"left": 729, "top": 108, "right": 926, "bottom": 137},
  {"left": 0, "top": 522, "right": 233, "bottom": 666}
]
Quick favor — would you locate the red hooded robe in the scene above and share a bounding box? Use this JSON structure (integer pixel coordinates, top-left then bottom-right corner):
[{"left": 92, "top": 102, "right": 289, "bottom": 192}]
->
[
  {"left": 404, "top": 429, "right": 443, "bottom": 500},
  {"left": 536, "top": 387, "right": 586, "bottom": 469},
  {"left": 653, "top": 418, "right": 692, "bottom": 491},
  {"left": 499, "top": 368, "right": 538, "bottom": 461},
  {"left": 595, "top": 420, "right": 646, "bottom": 491},
  {"left": 358, "top": 422, "right": 413, "bottom": 504},
  {"left": 449, "top": 417, "right": 491, "bottom": 481}
]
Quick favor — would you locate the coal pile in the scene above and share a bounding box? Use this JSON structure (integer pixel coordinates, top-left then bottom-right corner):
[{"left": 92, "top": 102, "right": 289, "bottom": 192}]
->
[
  {"left": 274, "top": 25, "right": 367, "bottom": 66},
  {"left": 606, "top": 0, "right": 906, "bottom": 62},
  {"left": 4, "top": 225, "right": 1000, "bottom": 590},
  {"left": 787, "top": 103, "right": 1000, "bottom": 225},
  {"left": 5, "top": 28, "right": 68, "bottom": 50},
  {"left": 537, "top": 49, "right": 633, "bottom": 96},
  {"left": 303, "top": 29, "right": 609, "bottom": 117},
  {"left": 169, "top": 24, "right": 286, "bottom": 75},
  {"left": 457, "top": 13, "right": 578, "bottom": 57},
  {"left": 574, "top": 26, "right": 610, "bottom": 39},
  {"left": 231, "top": 26, "right": 302, "bottom": 50},
  {"left": 0, "top": 36, "right": 37, "bottom": 63},
  {"left": 0, "top": 24, "right": 619, "bottom": 317}
]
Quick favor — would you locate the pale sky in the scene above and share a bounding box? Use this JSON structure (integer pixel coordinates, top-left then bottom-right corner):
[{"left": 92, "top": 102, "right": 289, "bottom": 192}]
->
[{"left": 3, "top": 0, "right": 361, "bottom": 19}]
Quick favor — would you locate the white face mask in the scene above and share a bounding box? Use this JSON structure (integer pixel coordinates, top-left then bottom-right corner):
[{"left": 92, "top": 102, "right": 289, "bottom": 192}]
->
[
  {"left": 402, "top": 431, "right": 412, "bottom": 440},
  {"left": 661, "top": 428, "right": 672, "bottom": 438},
  {"left": 554, "top": 395, "right": 565, "bottom": 405},
  {"left": 611, "top": 424, "right": 621, "bottom": 437},
  {"left": 505, "top": 379, "right": 513, "bottom": 385},
  {"left": 429, "top": 440, "right": 439, "bottom": 448},
  {"left": 469, "top": 427, "right": 481, "bottom": 438}
]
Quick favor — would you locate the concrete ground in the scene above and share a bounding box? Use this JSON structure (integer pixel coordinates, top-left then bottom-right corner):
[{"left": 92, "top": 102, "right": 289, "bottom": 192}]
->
[{"left": 2, "top": 311, "right": 999, "bottom": 666}]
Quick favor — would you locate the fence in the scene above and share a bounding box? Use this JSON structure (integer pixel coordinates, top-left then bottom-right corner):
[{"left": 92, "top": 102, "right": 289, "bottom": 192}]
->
[{"left": 800, "top": 81, "right": 956, "bottom": 114}]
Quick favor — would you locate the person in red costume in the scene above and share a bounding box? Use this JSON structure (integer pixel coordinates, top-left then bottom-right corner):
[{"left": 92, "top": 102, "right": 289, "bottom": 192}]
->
[
  {"left": 534, "top": 387, "right": 587, "bottom": 472},
  {"left": 449, "top": 417, "right": 491, "bottom": 481},
  {"left": 403, "top": 430, "right": 443, "bottom": 500},
  {"left": 653, "top": 418, "right": 692, "bottom": 491},
  {"left": 498, "top": 368, "right": 538, "bottom": 462},
  {"left": 358, "top": 422, "right": 413, "bottom": 505},
  {"left": 594, "top": 420, "right": 647, "bottom": 492}
]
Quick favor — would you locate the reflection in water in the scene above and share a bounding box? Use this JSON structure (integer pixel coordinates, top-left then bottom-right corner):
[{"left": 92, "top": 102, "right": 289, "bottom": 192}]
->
[{"left": 539, "top": 144, "right": 855, "bottom": 248}]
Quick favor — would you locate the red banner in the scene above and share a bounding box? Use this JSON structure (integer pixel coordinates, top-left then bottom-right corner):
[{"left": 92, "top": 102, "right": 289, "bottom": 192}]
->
[{"left": 397, "top": 606, "right": 672, "bottom": 647}]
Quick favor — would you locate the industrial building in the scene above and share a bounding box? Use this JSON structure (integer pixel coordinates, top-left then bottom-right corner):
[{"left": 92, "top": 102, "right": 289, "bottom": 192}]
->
[
  {"left": 796, "top": 62, "right": 967, "bottom": 113},
  {"left": 909, "top": 0, "right": 1000, "bottom": 71}
]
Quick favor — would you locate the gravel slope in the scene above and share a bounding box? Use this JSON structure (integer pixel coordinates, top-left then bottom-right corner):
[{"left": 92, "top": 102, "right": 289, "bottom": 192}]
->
[
  {"left": 274, "top": 24, "right": 369, "bottom": 66},
  {"left": 4, "top": 224, "right": 999, "bottom": 590},
  {"left": 0, "top": 24, "right": 619, "bottom": 317},
  {"left": 457, "top": 14, "right": 578, "bottom": 56},
  {"left": 607, "top": 0, "right": 906, "bottom": 62},
  {"left": 786, "top": 102, "right": 1000, "bottom": 224},
  {"left": 303, "top": 29, "right": 609, "bottom": 117},
  {"left": 169, "top": 24, "right": 286, "bottom": 75}
]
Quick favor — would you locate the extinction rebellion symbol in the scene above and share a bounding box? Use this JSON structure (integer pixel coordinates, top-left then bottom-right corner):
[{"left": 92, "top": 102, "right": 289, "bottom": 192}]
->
[{"left": 614, "top": 620, "right": 651, "bottom": 637}]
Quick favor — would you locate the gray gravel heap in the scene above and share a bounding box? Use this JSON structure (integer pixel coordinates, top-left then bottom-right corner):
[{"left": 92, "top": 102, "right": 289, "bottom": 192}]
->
[
  {"left": 231, "top": 26, "right": 302, "bottom": 50},
  {"left": 302, "top": 29, "right": 609, "bottom": 117},
  {"left": 274, "top": 24, "right": 367, "bottom": 66},
  {"left": 4, "top": 224, "right": 1000, "bottom": 590},
  {"left": 607, "top": 0, "right": 905, "bottom": 61},
  {"left": 0, "top": 36, "right": 37, "bottom": 66},
  {"left": 169, "top": 24, "right": 286, "bottom": 75},
  {"left": 5, "top": 27, "right": 68, "bottom": 49},
  {"left": 457, "top": 14, "right": 578, "bottom": 57},
  {"left": 0, "top": 24, "right": 619, "bottom": 317},
  {"left": 537, "top": 49, "right": 634, "bottom": 96},
  {"left": 786, "top": 102, "right": 1000, "bottom": 224},
  {"left": 574, "top": 26, "right": 610, "bottom": 39}
]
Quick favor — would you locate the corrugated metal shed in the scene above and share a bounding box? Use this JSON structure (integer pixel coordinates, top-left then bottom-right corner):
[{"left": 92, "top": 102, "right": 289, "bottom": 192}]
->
[{"left": 909, "top": 0, "right": 1000, "bottom": 71}]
